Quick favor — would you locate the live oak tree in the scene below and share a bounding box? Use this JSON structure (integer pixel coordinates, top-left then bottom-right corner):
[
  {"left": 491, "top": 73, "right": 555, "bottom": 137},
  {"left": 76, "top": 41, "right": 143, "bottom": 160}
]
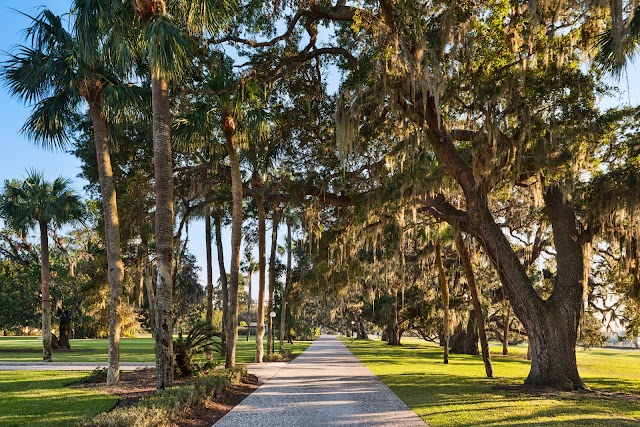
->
[{"left": 225, "top": 0, "right": 640, "bottom": 390}]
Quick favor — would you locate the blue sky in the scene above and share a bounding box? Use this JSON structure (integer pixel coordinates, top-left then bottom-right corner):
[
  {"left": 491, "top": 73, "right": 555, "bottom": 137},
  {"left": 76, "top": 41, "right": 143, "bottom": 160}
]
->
[{"left": 0, "top": 2, "right": 638, "bottom": 298}]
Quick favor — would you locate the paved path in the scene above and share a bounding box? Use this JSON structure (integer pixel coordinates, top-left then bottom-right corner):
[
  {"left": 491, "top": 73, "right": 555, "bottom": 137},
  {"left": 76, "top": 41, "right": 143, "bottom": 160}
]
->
[{"left": 214, "top": 335, "right": 427, "bottom": 427}]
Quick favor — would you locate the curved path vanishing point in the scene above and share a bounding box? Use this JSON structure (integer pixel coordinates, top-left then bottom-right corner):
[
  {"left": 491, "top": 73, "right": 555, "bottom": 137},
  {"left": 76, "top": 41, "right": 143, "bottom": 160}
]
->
[{"left": 214, "top": 335, "right": 427, "bottom": 427}]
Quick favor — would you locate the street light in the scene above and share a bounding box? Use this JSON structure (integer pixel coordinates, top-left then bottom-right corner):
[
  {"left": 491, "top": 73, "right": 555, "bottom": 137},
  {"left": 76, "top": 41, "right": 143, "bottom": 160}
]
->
[
  {"left": 269, "top": 311, "right": 276, "bottom": 354},
  {"left": 351, "top": 320, "right": 355, "bottom": 343}
]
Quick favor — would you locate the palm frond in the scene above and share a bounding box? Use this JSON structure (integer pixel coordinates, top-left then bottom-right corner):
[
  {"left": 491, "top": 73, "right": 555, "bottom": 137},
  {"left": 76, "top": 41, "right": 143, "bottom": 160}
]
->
[
  {"left": 596, "top": 5, "right": 640, "bottom": 76},
  {"left": 21, "top": 93, "right": 78, "bottom": 149},
  {"left": 172, "top": 0, "right": 239, "bottom": 36},
  {"left": 145, "top": 15, "right": 194, "bottom": 81}
]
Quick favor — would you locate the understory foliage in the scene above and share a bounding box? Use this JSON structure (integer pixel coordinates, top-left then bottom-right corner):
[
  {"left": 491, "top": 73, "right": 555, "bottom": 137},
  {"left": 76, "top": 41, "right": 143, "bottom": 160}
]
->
[{"left": 83, "top": 367, "right": 246, "bottom": 427}]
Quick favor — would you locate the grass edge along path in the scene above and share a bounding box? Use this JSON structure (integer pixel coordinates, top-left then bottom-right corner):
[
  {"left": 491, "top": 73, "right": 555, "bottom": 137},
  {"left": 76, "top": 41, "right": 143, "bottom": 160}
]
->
[
  {"left": 343, "top": 337, "right": 640, "bottom": 427},
  {"left": 0, "top": 370, "right": 117, "bottom": 427},
  {"left": 0, "top": 336, "right": 312, "bottom": 364}
]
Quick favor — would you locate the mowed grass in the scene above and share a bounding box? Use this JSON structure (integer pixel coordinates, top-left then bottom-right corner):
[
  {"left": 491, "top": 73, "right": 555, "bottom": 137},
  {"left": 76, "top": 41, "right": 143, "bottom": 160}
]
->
[
  {"left": 0, "top": 370, "right": 116, "bottom": 427},
  {"left": 0, "top": 336, "right": 311, "bottom": 427},
  {"left": 0, "top": 335, "right": 311, "bottom": 364},
  {"left": 345, "top": 337, "right": 640, "bottom": 427}
]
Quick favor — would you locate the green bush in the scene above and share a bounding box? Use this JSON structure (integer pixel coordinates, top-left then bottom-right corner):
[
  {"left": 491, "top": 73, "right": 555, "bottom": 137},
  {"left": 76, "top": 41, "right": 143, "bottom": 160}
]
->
[
  {"left": 82, "top": 367, "right": 246, "bottom": 427},
  {"left": 72, "top": 368, "right": 108, "bottom": 385}
]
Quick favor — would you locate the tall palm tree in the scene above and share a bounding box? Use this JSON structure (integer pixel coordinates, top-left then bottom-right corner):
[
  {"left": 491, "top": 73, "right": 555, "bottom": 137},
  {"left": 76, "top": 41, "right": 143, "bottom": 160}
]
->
[
  {"left": 2, "top": 6, "right": 142, "bottom": 385},
  {"left": 241, "top": 252, "right": 259, "bottom": 343},
  {"left": 131, "top": 0, "right": 238, "bottom": 387},
  {"left": 0, "top": 172, "right": 83, "bottom": 361}
]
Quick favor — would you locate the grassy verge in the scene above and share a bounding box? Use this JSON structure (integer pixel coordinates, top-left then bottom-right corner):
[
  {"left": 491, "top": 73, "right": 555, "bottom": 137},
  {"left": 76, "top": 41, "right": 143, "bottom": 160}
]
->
[
  {"left": 0, "top": 336, "right": 311, "bottom": 364},
  {"left": 0, "top": 337, "right": 311, "bottom": 427},
  {"left": 344, "top": 337, "right": 640, "bottom": 426},
  {"left": 0, "top": 370, "right": 116, "bottom": 427}
]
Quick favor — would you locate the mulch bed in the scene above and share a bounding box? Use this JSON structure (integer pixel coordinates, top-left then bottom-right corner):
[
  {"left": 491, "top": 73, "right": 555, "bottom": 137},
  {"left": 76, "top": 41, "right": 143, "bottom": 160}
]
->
[{"left": 71, "top": 368, "right": 260, "bottom": 426}]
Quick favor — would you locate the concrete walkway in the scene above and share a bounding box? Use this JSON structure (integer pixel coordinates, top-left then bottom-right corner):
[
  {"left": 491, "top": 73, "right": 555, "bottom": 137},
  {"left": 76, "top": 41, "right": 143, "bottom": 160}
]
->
[{"left": 213, "top": 335, "right": 427, "bottom": 427}]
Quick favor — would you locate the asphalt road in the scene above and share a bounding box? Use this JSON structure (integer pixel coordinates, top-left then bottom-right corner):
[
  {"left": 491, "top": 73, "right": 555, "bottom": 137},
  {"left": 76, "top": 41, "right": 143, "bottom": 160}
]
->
[{"left": 213, "top": 335, "right": 427, "bottom": 427}]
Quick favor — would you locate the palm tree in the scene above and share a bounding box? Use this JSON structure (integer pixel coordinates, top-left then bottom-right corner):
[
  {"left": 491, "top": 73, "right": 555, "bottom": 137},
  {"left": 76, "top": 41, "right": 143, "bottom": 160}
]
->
[
  {"left": 597, "top": 2, "right": 640, "bottom": 74},
  {"left": 241, "top": 252, "right": 259, "bottom": 343},
  {"left": 1, "top": 5, "right": 143, "bottom": 385},
  {"left": 0, "top": 171, "right": 83, "bottom": 362},
  {"left": 130, "top": 0, "right": 238, "bottom": 387}
]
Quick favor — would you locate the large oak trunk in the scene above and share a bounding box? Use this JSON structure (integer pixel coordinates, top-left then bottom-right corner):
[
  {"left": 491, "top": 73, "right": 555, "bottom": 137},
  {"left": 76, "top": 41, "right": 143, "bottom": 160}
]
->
[
  {"left": 39, "top": 220, "right": 52, "bottom": 362},
  {"left": 467, "top": 186, "right": 585, "bottom": 390},
  {"left": 90, "top": 105, "right": 124, "bottom": 386},
  {"left": 152, "top": 75, "right": 174, "bottom": 389},
  {"left": 223, "top": 113, "right": 242, "bottom": 368}
]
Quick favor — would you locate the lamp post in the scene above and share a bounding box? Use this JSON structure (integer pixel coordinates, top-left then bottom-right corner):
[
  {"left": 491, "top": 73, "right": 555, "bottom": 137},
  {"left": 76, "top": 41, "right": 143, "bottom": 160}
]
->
[
  {"left": 351, "top": 320, "right": 355, "bottom": 343},
  {"left": 269, "top": 311, "right": 276, "bottom": 354}
]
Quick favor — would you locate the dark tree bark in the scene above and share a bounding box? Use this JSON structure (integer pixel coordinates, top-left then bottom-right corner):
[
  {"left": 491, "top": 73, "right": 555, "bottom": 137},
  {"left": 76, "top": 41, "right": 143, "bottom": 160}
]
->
[
  {"left": 436, "top": 239, "right": 450, "bottom": 364},
  {"left": 56, "top": 308, "right": 72, "bottom": 350},
  {"left": 385, "top": 323, "right": 402, "bottom": 345},
  {"left": 503, "top": 302, "right": 511, "bottom": 355},
  {"left": 450, "top": 316, "right": 479, "bottom": 355}
]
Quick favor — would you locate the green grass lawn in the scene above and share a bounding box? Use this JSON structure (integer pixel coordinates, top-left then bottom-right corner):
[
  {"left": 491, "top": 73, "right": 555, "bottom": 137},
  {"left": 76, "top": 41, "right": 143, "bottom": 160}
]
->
[
  {"left": 0, "top": 335, "right": 311, "bottom": 364},
  {"left": 345, "top": 337, "right": 640, "bottom": 427},
  {"left": 0, "top": 336, "right": 311, "bottom": 427},
  {"left": 0, "top": 370, "right": 116, "bottom": 427}
]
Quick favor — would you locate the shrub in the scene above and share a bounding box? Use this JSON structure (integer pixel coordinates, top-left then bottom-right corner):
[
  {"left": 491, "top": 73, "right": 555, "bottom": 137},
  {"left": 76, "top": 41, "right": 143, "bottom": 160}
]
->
[
  {"left": 82, "top": 367, "right": 246, "bottom": 427},
  {"left": 173, "top": 322, "right": 222, "bottom": 376},
  {"left": 73, "top": 368, "right": 108, "bottom": 385}
]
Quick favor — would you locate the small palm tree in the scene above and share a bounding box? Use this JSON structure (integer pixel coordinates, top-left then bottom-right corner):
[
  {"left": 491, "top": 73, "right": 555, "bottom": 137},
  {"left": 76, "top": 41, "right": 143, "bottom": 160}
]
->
[{"left": 0, "top": 171, "right": 83, "bottom": 362}]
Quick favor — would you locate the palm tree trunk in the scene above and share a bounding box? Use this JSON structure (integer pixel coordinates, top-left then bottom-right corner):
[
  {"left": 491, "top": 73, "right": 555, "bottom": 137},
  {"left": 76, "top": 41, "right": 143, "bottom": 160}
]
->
[
  {"left": 247, "top": 271, "right": 252, "bottom": 342},
  {"left": 280, "top": 216, "right": 292, "bottom": 353},
  {"left": 90, "top": 105, "right": 124, "bottom": 386},
  {"left": 142, "top": 234, "right": 156, "bottom": 337},
  {"left": 214, "top": 213, "right": 228, "bottom": 352},
  {"left": 205, "top": 205, "right": 213, "bottom": 328},
  {"left": 436, "top": 239, "right": 449, "bottom": 364},
  {"left": 223, "top": 113, "right": 241, "bottom": 368},
  {"left": 267, "top": 205, "right": 281, "bottom": 355},
  {"left": 152, "top": 75, "right": 174, "bottom": 389},
  {"left": 39, "top": 220, "right": 52, "bottom": 362},
  {"left": 255, "top": 188, "right": 266, "bottom": 362},
  {"left": 454, "top": 231, "right": 493, "bottom": 378}
]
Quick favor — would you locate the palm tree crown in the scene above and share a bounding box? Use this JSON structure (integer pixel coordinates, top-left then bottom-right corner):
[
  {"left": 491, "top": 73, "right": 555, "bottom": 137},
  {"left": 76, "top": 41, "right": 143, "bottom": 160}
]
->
[{"left": 1, "top": 171, "right": 83, "bottom": 230}]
